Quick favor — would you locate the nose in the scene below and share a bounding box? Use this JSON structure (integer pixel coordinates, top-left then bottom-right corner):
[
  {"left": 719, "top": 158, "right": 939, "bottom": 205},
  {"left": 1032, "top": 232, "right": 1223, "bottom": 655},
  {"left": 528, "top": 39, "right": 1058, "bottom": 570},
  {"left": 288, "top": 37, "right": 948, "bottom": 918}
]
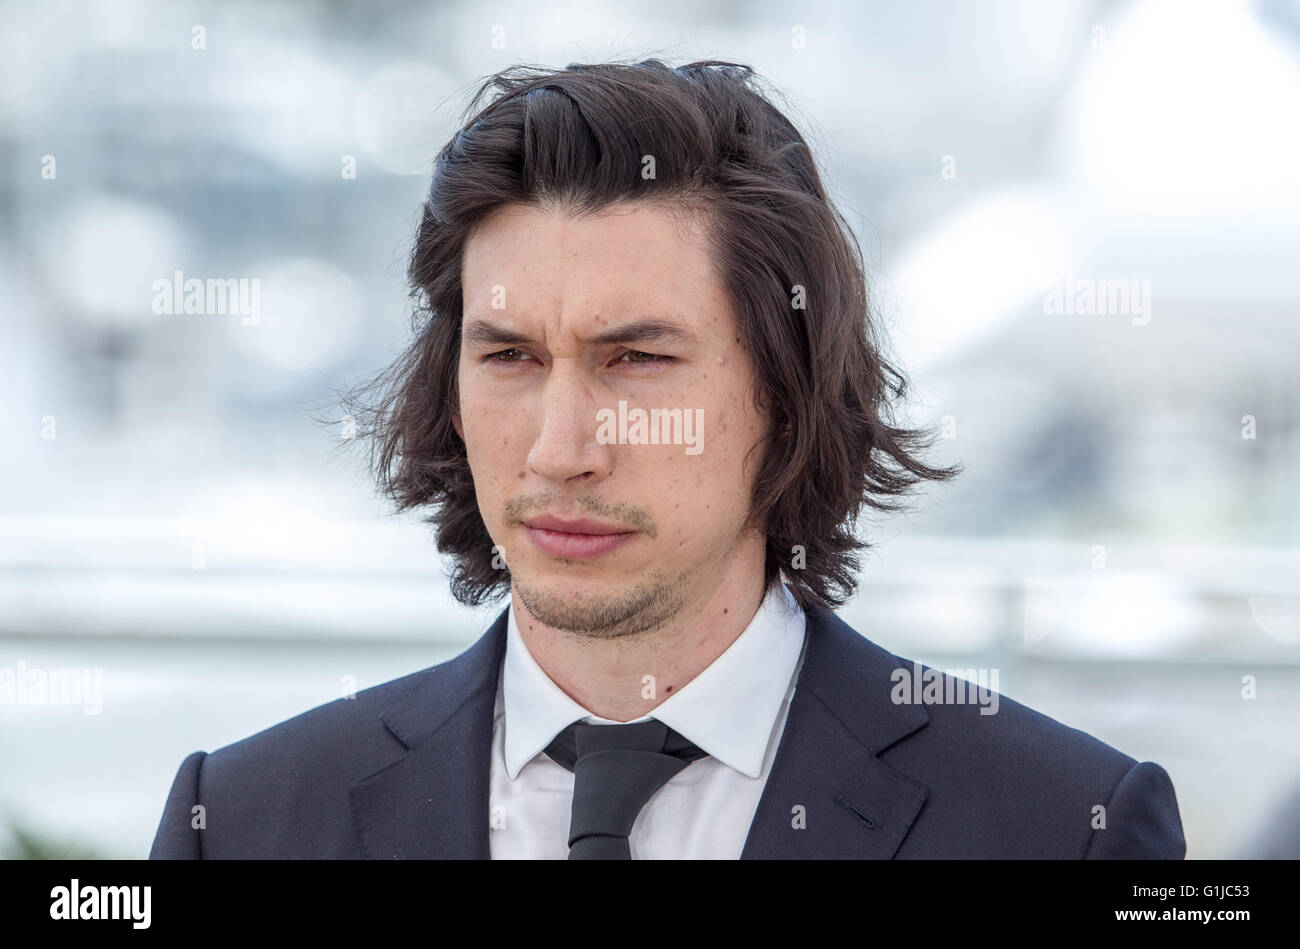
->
[{"left": 526, "top": 362, "right": 614, "bottom": 487}]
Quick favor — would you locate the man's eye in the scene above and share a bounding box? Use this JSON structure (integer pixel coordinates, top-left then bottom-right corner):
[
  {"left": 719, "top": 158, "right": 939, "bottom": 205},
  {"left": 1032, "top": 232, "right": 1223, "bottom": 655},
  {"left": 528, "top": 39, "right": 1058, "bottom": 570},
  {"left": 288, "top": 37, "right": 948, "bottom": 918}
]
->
[
  {"left": 486, "top": 348, "right": 530, "bottom": 363},
  {"left": 617, "top": 350, "right": 670, "bottom": 365}
]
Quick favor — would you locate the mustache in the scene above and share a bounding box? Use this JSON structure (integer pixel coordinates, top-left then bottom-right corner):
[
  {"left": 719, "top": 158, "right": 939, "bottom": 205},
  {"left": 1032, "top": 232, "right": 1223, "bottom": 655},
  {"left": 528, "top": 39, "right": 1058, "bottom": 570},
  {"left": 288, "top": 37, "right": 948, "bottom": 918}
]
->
[{"left": 503, "top": 493, "right": 657, "bottom": 538}]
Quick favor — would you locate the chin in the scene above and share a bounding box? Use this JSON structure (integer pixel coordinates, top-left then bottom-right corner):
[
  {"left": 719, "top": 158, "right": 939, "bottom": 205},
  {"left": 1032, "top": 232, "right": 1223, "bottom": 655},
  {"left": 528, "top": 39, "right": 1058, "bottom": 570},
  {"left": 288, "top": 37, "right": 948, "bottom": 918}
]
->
[
  {"left": 517, "top": 552, "right": 669, "bottom": 601},
  {"left": 515, "top": 562, "right": 627, "bottom": 597}
]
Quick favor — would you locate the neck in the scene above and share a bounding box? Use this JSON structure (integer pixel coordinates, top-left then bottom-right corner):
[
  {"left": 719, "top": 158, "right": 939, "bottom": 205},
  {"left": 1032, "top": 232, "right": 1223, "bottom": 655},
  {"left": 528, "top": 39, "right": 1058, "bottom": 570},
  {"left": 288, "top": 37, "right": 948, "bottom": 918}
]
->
[{"left": 513, "top": 535, "right": 769, "bottom": 721}]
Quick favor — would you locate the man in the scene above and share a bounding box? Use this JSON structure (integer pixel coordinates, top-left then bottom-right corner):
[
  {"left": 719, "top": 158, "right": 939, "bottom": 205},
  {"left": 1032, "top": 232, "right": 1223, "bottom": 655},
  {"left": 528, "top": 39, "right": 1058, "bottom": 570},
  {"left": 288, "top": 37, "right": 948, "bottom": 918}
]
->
[{"left": 150, "top": 59, "right": 1186, "bottom": 859}]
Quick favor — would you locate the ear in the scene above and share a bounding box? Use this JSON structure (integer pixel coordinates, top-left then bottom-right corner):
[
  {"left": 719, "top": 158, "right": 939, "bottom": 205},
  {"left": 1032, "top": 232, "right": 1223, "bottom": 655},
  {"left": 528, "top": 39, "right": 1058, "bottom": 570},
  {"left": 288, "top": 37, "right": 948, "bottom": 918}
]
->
[{"left": 451, "top": 411, "right": 464, "bottom": 441}]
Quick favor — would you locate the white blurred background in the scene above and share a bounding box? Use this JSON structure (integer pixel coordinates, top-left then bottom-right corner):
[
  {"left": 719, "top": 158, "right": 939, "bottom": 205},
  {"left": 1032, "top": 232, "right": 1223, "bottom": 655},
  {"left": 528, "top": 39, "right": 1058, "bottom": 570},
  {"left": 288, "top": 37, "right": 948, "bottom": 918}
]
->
[{"left": 1, "top": 0, "right": 1298, "bottom": 858}]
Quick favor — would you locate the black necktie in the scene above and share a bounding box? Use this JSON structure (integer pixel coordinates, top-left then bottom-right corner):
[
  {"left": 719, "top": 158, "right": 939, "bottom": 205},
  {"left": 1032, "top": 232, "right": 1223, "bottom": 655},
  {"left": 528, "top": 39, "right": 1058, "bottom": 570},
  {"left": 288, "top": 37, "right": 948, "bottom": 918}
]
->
[{"left": 543, "top": 718, "right": 708, "bottom": 859}]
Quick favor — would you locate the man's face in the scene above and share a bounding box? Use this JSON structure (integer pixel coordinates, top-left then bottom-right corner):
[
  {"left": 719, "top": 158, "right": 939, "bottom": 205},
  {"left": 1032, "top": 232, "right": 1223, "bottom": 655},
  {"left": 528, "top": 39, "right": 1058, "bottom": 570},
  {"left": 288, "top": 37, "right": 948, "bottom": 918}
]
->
[{"left": 455, "top": 201, "right": 770, "bottom": 638}]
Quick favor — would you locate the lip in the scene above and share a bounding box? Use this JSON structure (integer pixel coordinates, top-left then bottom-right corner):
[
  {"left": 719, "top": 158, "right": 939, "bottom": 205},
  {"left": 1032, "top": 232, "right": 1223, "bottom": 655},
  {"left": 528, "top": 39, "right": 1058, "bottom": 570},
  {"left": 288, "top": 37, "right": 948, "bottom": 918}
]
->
[
  {"left": 522, "top": 515, "right": 631, "bottom": 535},
  {"left": 521, "top": 516, "right": 637, "bottom": 560}
]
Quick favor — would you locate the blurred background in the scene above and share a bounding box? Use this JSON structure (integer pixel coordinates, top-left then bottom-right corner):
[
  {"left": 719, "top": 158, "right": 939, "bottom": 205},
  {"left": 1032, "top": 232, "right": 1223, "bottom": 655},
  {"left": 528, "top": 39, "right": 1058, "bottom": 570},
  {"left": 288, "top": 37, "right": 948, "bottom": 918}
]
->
[{"left": 1, "top": 0, "right": 1298, "bottom": 859}]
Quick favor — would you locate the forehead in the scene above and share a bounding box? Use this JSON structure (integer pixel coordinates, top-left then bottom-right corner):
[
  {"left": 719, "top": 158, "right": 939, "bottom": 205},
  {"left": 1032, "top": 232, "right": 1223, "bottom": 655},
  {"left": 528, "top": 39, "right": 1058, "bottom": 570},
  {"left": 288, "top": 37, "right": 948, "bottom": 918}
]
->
[{"left": 460, "top": 202, "right": 731, "bottom": 331}]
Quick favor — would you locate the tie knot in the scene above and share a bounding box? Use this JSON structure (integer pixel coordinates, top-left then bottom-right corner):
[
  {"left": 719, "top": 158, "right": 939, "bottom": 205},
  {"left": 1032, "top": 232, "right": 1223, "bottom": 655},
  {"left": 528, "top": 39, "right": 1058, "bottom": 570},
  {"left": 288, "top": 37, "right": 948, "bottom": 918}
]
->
[{"left": 544, "top": 718, "right": 706, "bottom": 772}]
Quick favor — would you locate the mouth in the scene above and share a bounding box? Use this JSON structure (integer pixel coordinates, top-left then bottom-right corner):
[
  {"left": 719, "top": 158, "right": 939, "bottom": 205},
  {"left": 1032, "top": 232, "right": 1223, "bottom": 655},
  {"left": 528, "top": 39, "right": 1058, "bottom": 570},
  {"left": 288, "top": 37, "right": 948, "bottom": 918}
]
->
[{"left": 521, "top": 515, "right": 638, "bottom": 560}]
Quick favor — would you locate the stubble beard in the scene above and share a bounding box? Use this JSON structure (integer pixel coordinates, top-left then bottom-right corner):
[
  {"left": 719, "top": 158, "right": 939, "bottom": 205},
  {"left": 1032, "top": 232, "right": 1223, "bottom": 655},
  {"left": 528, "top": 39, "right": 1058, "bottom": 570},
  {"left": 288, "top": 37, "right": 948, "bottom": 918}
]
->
[{"left": 513, "top": 565, "right": 693, "bottom": 640}]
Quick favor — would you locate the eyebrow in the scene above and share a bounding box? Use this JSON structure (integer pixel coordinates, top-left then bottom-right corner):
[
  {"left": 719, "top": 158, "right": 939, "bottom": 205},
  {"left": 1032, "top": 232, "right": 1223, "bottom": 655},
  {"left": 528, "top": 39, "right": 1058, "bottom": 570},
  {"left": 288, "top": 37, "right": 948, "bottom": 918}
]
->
[{"left": 462, "top": 317, "right": 697, "bottom": 349}]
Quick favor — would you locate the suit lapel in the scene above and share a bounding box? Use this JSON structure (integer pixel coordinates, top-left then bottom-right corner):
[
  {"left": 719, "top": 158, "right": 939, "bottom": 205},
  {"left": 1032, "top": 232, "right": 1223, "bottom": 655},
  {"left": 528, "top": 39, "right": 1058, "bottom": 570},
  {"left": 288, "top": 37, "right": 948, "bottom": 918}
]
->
[
  {"left": 349, "top": 608, "right": 508, "bottom": 859},
  {"left": 740, "top": 605, "right": 931, "bottom": 859}
]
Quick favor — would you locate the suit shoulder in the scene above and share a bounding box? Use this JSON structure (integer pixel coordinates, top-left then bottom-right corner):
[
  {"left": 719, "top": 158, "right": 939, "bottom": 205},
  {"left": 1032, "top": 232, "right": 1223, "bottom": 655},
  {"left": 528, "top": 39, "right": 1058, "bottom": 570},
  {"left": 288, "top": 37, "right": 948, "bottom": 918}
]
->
[
  {"left": 201, "top": 659, "right": 453, "bottom": 782},
  {"left": 155, "top": 616, "right": 506, "bottom": 860},
  {"left": 853, "top": 645, "right": 1180, "bottom": 856},
  {"left": 813, "top": 611, "right": 1136, "bottom": 776},
  {"left": 889, "top": 655, "right": 1185, "bottom": 858},
  {"left": 884, "top": 654, "right": 1137, "bottom": 776}
]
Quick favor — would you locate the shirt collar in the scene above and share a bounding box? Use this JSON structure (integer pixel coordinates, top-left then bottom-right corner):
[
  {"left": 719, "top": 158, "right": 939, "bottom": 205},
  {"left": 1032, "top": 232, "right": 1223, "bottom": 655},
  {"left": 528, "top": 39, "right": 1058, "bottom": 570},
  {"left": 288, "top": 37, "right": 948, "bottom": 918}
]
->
[{"left": 501, "top": 581, "right": 807, "bottom": 780}]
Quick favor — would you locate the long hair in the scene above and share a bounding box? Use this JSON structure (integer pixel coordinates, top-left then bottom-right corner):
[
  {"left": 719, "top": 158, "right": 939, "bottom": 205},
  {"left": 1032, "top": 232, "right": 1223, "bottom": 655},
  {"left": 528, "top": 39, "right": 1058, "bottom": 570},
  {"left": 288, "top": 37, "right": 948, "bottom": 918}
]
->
[{"left": 339, "top": 58, "right": 961, "bottom": 612}]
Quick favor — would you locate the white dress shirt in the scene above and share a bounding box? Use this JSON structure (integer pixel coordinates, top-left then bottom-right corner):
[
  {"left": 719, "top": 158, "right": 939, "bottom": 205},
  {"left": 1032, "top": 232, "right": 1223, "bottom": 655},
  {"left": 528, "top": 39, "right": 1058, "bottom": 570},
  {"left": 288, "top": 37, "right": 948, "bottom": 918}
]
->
[{"left": 488, "top": 580, "right": 808, "bottom": 859}]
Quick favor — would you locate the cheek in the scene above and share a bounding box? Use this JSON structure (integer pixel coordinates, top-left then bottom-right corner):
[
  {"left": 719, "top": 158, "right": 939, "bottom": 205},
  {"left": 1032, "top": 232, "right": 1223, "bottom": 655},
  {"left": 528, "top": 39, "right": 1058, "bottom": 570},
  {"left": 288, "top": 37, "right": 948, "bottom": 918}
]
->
[
  {"left": 466, "top": 427, "right": 519, "bottom": 488},
  {"left": 461, "top": 432, "right": 533, "bottom": 536},
  {"left": 704, "top": 395, "right": 764, "bottom": 513},
  {"left": 652, "top": 421, "right": 752, "bottom": 535},
  {"left": 460, "top": 376, "right": 521, "bottom": 453}
]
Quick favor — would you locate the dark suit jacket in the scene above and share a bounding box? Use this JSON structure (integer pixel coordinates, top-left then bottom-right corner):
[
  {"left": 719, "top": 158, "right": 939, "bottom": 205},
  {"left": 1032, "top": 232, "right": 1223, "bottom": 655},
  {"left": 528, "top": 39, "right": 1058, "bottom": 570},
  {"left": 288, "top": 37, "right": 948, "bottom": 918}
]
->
[{"left": 149, "top": 603, "right": 1186, "bottom": 858}]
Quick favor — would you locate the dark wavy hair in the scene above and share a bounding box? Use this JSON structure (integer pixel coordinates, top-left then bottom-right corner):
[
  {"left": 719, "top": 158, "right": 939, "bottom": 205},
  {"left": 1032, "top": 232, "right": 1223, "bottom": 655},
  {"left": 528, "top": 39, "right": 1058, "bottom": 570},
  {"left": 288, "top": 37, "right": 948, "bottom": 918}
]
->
[{"left": 339, "top": 58, "right": 961, "bottom": 613}]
